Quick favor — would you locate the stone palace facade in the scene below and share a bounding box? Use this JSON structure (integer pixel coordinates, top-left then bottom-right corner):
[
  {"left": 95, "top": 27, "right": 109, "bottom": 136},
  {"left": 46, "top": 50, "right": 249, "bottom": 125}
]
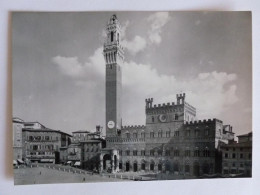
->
[{"left": 99, "top": 15, "right": 235, "bottom": 177}]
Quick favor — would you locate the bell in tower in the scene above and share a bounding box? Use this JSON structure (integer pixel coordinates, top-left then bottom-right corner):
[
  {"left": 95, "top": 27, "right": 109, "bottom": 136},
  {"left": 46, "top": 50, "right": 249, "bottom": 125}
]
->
[{"left": 104, "top": 14, "right": 124, "bottom": 138}]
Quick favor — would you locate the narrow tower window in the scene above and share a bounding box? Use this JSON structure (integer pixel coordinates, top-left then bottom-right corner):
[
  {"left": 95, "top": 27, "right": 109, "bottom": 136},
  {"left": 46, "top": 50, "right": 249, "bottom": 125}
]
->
[{"left": 111, "top": 31, "right": 114, "bottom": 42}]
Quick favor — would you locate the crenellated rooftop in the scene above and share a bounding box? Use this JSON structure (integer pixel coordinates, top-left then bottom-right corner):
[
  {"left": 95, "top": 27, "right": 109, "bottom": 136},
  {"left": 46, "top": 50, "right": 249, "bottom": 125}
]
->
[
  {"left": 145, "top": 93, "right": 196, "bottom": 114},
  {"left": 122, "top": 125, "right": 145, "bottom": 130},
  {"left": 148, "top": 102, "right": 178, "bottom": 109},
  {"left": 185, "top": 118, "right": 222, "bottom": 125}
]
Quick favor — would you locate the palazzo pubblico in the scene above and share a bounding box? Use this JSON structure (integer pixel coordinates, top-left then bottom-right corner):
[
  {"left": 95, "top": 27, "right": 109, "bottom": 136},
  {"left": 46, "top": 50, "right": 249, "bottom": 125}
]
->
[{"left": 99, "top": 14, "right": 234, "bottom": 177}]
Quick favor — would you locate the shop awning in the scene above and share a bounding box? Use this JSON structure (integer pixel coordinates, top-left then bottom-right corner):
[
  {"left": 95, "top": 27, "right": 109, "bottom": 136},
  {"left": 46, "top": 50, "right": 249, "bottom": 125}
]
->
[
  {"left": 74, "top": 161, "right": 81, "bottom": 166},
  {"left": 17, "top": 159, "right": 24, "bottom": 164},
  {"left": 13, "top": 160, "right": 18, "bottom": 165}
]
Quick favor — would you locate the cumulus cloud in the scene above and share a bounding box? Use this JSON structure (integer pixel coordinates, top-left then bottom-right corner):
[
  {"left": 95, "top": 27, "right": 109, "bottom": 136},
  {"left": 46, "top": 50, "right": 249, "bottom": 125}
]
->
[
  {"left": 53, "top": 47, "right": 238, "bottom": 124},
  {"left": 115, "top": 13, "right": 171, "bottom": 55},
  {"left": 52, "top": 56, "right": 85, "bottom": 78},
  {"left": 52, "top": 47, "right": 105, "bottom": 80},
  {"left": 147, "top": 12, "right": 170, "bottom": 44},
  {"left": 120, "top": 21, "right": 147, "bottom": 55},
  {"left": 121, "top": 61, "right": 238, "bottom": 123},
  {"left": 122, "top": 36, "right": 147, "bottom": 55}
]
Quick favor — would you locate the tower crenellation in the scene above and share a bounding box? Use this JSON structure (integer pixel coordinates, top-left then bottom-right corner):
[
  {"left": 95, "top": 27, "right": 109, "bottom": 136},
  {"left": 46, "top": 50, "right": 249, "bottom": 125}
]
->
[
  {"left": 145, "top": 94, "right": 196, "bottom": 123},
  {"left": 145, "top": 98, "right": 153, "bottom": 108},
  {"left": 176, "top": 93, "right": 185, "bottom": 105},
  {"left": 145, "top": 96, "right": 188, "bottom": 112}
]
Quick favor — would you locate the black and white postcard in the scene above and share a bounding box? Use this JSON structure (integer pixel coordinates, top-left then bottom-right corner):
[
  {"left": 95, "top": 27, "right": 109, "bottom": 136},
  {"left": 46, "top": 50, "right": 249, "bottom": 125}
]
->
[{"left": 12, "top": 11, "right": 252, "bottom": 185}]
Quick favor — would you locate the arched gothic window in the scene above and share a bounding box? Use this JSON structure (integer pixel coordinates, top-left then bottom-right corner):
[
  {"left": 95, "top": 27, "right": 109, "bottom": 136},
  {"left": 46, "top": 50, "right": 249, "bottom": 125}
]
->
[
  {"left": 126, "top": 132, "right": 130, "bottom": 138},
  {"left": 194, "top": 147, "right": 200, "bottom": 157},
  {"left": 141, "top": 131, "right": 145, "bottom": 138},
  {"left": 203, "top": 147, "right": 210, "bottom": 157},
  {"left": 158, "top": 129, "right": 163, "bottom": 137}
]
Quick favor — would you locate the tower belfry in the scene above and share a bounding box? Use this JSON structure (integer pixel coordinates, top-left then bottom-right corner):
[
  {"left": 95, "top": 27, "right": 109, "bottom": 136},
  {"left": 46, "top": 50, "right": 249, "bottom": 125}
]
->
[{"left": 104, "top": 14, "right": 124, "bottom": 138}]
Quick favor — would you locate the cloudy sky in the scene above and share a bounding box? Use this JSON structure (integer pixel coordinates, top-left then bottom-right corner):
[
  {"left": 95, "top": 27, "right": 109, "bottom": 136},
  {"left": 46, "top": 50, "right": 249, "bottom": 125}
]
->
[{"left": 12, "top": 11, "right": 251, "bottom": 136}]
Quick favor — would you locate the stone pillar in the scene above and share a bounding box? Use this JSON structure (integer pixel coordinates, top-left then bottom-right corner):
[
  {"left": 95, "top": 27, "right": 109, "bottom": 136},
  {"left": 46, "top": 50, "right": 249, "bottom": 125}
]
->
[
  {"left": 99, "top": 154, "right": 103, "bottom": 173},
  {"left": 111, "top": 155, "right": 114, "bottom": 173},
  {"left": 199, "top": 163, "right": 202, "bottom": 176},
  {"left": 123, "top": 161, "right": 126, "bottom": 171},
  {"left": 191, "top": 164, "right": 194, "bottom": 176},
  {"left": 138, "top": 163, "right": 141, "bottom": 172},
  {"left": 155, "top": 163, "right": 158, "bottom": 172},
  {"left": 210, "top": 163, "right": 214, "bottom": 174},
  {"left": 180, "top": 165, "right": 183, "bottom": 174},
  {"left": 162, "top": 163, "right": 166, "bottom": 173},
  {"left": 116, "top": 156, "right": 119, "bottom": 172}
]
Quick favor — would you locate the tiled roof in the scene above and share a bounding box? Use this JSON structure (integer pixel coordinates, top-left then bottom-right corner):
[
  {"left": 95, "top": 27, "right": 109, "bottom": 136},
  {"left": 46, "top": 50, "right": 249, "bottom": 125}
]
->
[
  {"left": 22, "top": 128, "right": 72, "bottom": 137},
  {"left": 72, "top": 130, "right": 90, "bottom": 133},
  {"left": 220, "top": 141, "right": 252, "bottom": 148},
  {"left": 237, "top": 132, "right": 252, "bottom": 137}
]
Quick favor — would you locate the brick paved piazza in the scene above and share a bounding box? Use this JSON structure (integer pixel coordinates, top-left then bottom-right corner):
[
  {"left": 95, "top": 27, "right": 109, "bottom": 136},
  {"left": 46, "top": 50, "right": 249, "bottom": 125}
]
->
[
  {"left": 14, "top": 163, "right": 201, "bottom": 185},
  {"left": 14, "top": 165, "right": 129, "bottom": 185}
]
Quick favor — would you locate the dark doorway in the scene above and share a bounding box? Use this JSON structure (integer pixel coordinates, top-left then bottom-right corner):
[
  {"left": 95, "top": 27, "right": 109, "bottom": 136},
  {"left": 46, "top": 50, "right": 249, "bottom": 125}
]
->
[
  {"left": 119, "top": 162, "right": 122, "bottom": 170},
  {"left": 150, "top": 163, "right": 154, "bottom": 171},
  {"left": 55, "top": 151, "right": 60, "bottom": 164},
  {"left": 141, "top": 162, "right": 145, "bottom": 171},
  {"left": 126, "top": 162, "right": 130, "bottom": 172},
  {"left": 133, "top": 162, "right": 138, "bottom": 172},
  {"left": 114, "top": 155, "right": 117, "bottom": 170},
  {"left": 166, "top": 163, "right": 170, "bottom": 171},
  {"left": 174, "top": 162, "right": 179, "bottom": 172},
  {"left": 103, "top": 154, "right": 111, "bottom": 171},
  {"left": 158, "top": 164, "right": 162, "bottom": 171},
  {"left": 185, "top": 165, "right": 190, "bottom": 173},
  {"left": 203, "top": 163, "right": 210, "bottom": 174},
  {"left": 193, "top": 163, "right": 200, "bottom": 176}
]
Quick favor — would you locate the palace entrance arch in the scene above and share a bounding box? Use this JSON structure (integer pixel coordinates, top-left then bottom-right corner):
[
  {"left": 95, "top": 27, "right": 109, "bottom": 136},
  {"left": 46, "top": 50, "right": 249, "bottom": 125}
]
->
[
  {"left": 100, "top": 149, "right": 119, "bottom": 173},
  {"left": 193, "top": 162, "right": 200, "bottom": 177},
  {"left": 125, "top": 161, "right": 130, "bottom": 172},
  {"left": 103, "top": 154, "right": 111, "bottom": 170},
  {"left": 133, "top": 161, "right": 138, "bottom": 172}
]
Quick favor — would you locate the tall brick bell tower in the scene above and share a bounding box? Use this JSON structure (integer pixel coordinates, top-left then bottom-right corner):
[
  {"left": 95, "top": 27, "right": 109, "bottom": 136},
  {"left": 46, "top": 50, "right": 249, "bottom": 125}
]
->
[{"left": 103, "top": 14, "right": 124, "bottom": 138}]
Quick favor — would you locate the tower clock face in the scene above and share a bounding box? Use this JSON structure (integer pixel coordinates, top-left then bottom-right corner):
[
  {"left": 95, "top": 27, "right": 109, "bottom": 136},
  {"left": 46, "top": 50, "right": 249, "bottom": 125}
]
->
[
  {"left": 159, "top": 114, "right": 167, "bottom": 123},
  {"left": 107, "top": 121, "right": 115, "bottom": 129}
]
